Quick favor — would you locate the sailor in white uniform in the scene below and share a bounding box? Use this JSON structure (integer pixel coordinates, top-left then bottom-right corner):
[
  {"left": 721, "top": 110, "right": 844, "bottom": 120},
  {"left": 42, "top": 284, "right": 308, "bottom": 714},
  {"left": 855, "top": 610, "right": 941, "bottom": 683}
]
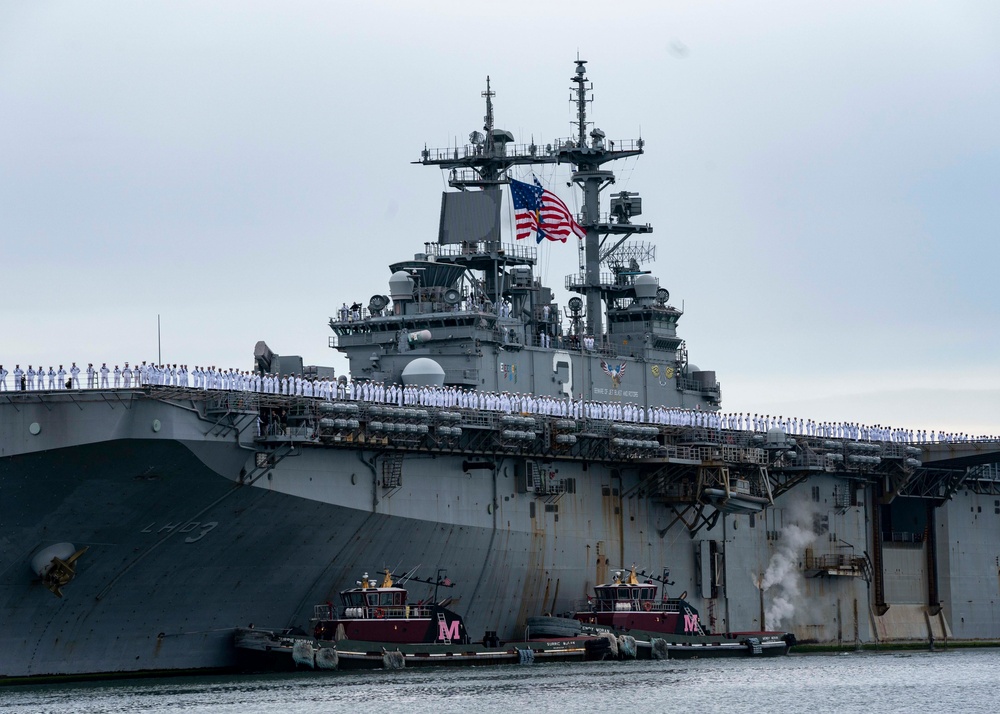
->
[
  {"left": 12, "top": 365, "right": 22, "bottom": 391},
  {"left": 113, "top": 365, "right": 122, "bottom": 388},
  {"left": 0, "top": 365, "right": 7, "bottom": 391},
  {"left": 47, "top": 367, "right": 56, "bottom": 390},
  {"left": 100, "top": 363, "right": 110, "bottom": 388},
  {"left": 70, "top": 363, "right": 81, "bottom": 389}
]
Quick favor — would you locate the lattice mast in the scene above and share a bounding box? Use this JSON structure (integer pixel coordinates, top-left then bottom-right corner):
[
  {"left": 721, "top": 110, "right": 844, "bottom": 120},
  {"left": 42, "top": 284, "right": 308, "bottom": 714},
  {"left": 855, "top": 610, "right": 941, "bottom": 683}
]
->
[{"left": 416, "top": 60, "right": 651, "bottom": 338}]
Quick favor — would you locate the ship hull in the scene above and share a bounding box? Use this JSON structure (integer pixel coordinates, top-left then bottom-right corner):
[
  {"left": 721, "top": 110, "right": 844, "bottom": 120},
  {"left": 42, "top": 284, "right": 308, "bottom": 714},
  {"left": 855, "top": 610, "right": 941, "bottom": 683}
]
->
[{"left": 2, "top": 390, "right": 999, "bottom": 680}]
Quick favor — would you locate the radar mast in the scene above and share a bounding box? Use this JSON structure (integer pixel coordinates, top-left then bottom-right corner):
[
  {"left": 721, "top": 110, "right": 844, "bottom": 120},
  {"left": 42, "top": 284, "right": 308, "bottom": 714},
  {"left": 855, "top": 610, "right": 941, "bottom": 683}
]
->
[{"left": 417, "top": 61, "right": 652, "bottom": 341}]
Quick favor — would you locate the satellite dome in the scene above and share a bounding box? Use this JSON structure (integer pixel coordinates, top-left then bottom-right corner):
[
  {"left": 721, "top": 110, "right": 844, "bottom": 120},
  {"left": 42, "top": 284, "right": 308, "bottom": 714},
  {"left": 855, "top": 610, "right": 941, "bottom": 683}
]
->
[
  {"left": 687, "top": 364, "right": 700, "bottom": 374},
  {"left": 766, "top": 426, "right": 787, "bottom": 447},
  {"left": 633, "top": 274, "right": 658, "bottom": 300},
  {"left": 401, "top": 358, "right": 446, "bottom": 387},
  {"left": 389, "top": 271, "right": 415, "bottom": 301}
]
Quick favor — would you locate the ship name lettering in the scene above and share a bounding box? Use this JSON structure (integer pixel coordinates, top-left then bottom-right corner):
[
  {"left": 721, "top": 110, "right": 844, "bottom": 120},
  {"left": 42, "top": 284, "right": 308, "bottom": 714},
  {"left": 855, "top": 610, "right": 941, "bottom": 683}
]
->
[
  {"left": 139, "top": 521, "right": 219, "bottom": 542},
  {"left": 184, "top": 521, "right": 218, "bottom": 543},
  {"left": 592, "top": 387, "right": 639, "bottom": 398}
]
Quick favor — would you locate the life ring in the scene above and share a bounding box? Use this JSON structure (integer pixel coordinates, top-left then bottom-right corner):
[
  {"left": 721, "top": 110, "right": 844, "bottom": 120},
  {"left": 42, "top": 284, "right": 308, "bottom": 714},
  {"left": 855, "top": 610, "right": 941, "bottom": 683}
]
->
[
  {"left": 374, "top": 608, "right": 386, "bottom": 619},
  {"left": 643, "top": 601, "right": 652, "bottom": 612}
]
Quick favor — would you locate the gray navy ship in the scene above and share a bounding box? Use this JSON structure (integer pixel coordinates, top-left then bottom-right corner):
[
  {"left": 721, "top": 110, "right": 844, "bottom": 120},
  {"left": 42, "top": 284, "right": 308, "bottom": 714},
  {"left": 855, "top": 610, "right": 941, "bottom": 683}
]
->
[{"left": 3, "top": 61, "right": 1000, "bottom": 680}]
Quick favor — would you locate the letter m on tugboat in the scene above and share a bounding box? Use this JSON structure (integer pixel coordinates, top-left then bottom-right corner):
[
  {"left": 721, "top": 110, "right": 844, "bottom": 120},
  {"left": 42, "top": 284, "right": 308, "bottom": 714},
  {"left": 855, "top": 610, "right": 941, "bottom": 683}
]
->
[
  {"left": 683, "top": 612, "right": 700, "bottom": 633},
  {"left": 438, "top": 619, "right": 461, "bottom": 643}
]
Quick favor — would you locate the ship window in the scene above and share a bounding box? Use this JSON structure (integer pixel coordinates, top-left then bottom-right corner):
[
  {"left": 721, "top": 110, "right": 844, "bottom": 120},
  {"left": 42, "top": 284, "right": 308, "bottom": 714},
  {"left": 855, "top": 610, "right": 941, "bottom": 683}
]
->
[
  {"left": 394, "top": 592, "right": 404, "bottom": 606},
  {"left": 366, "top": 594, "right": 379, "bottom": 607}
]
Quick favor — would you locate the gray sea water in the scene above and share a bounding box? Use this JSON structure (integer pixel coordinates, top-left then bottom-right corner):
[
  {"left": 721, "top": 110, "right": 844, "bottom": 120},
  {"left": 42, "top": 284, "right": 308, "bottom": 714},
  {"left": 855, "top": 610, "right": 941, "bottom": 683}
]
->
[{"left": 2, "top": 649, "right": 997, "bottom": 714}]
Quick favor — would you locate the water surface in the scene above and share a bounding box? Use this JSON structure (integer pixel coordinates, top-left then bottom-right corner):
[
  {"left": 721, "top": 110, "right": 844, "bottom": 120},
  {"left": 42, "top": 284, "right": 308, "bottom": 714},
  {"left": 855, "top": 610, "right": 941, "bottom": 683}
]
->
[{"left": 3, "top": 649, "right": 996, "bottom": 714}]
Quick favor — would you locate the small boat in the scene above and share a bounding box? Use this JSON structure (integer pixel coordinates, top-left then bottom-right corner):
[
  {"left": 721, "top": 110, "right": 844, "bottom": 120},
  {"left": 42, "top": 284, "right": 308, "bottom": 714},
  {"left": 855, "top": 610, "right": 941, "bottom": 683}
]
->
[
  {"left": 311, "top": 569, "right": 470, "bottom": 646},
  {"left": 235, "top": 569, "right": 613, "bottom": 671},
  {"left": 528, "top": 566, "right": 794, "bottom": 658}
]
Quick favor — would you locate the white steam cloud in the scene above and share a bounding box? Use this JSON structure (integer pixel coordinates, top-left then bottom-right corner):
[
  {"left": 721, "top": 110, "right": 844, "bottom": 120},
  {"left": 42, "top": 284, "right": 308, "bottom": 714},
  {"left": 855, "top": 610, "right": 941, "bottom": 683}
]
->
[{"left": 760, "top": 497, "right": 817, "bottom": 630}]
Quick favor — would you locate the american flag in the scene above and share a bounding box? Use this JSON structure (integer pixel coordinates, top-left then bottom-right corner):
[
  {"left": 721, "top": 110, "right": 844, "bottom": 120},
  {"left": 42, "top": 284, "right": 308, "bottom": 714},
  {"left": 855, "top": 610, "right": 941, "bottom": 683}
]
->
[{"left": 510, "top": 178, "right": 586, "bottom": 243}]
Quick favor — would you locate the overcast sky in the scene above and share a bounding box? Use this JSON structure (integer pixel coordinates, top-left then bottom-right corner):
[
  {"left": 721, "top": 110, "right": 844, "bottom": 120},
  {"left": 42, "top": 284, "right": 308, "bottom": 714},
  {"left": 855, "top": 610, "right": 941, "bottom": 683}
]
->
[{"left": 2, "top": 1, "right": 998, "bottom": 435}]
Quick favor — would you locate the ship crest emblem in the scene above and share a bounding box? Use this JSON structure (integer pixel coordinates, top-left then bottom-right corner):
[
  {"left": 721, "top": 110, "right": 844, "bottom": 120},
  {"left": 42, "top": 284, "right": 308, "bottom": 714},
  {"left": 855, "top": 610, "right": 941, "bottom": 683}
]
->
[
  {"left": 601, "top": 360, "right": 627, "bottom": 388},
  {"left": 500, "top": 362, "right": 517, "bottom": 382},
  {"left": 652, "top": 364, "right": 675, "bottom": 382}
]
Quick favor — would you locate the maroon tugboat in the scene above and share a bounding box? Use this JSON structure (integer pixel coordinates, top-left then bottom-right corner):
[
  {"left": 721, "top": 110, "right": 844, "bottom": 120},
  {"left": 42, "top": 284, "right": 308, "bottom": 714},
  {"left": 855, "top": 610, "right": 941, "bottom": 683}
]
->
[
  {"left": 575, "top": 566, "right": 706, "bottom": 636},
  {"left": 235, "top": 569, "right": 612, "bottom": 670},
  {"left": 529, "top": 566, "right": 794, "bottom": 658},
  {"left": 311, "top": 569, "right": 471, "bottom": 645}
]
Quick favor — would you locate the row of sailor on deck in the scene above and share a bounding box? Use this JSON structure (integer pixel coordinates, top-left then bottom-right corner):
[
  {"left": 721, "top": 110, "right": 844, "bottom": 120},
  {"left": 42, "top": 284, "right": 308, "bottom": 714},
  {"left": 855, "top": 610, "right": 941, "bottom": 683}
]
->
[{"left": 1, "top": 363, "right": 991, "bottom": 444}]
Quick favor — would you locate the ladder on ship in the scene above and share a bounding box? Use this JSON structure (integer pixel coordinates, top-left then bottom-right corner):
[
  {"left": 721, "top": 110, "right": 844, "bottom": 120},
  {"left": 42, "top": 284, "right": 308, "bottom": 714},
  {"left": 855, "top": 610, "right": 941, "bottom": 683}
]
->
[
  {"left": 684, "top": 605, "right": 707, "bottom": 636},
  {"left": 437, "top": 612, "right": 451, "bottom": 644},
  {"left": 382, "top": 454, "right": 403, "bottom": 490},
  {"left": 240, "top": 443, "right": 294, "bottom": 487}
]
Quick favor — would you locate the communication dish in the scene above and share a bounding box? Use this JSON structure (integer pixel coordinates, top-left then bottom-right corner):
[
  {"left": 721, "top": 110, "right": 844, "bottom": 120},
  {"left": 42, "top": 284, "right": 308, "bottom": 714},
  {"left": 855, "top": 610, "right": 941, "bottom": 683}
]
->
[
  {"left": 443, "top": 288, "right": 461, "bottom": 305},
  {"left": 469, "top": 131, "right": 485, "bottom": 145},
  {"left": 568, "top": 297, "right": 583, "bottom": 314},
  {"left": 655, "top": 288, "right": 670, "bottom": 305},
  {"left": 369, "top": 295, "right": 389, "bottom": 312}
]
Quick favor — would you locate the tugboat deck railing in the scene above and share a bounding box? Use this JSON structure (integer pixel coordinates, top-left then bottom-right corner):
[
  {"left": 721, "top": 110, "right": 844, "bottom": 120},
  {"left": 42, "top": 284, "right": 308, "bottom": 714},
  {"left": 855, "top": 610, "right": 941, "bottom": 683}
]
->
[
  {"left": 313, "top": 604, "right": 434, "bottom": 621},
  {"left": 592, "top": 600, "right": 681, "bottom": 614}
]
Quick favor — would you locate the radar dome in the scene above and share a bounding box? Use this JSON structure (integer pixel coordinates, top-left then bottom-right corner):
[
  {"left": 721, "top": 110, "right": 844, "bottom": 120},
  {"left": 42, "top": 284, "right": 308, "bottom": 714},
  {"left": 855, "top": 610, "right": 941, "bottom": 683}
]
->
[
  {"left": 633, "top": 274, "right": 658, "bottom": 300},
  {"left": 765, "top": 427, "right": 788, "bottom": 449},
  {"left": 389, "top": 271, "right": 415, "bottom": 301},
  {"left": 401, "top": 358, "right": 446, "bottom": 387}
]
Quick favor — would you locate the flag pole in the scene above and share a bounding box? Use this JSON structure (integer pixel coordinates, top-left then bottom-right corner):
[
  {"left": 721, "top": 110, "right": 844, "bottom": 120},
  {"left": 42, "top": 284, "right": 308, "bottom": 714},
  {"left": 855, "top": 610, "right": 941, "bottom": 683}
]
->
[{"left": 157, "top": 314, "right": 161, "bottom": 364}]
